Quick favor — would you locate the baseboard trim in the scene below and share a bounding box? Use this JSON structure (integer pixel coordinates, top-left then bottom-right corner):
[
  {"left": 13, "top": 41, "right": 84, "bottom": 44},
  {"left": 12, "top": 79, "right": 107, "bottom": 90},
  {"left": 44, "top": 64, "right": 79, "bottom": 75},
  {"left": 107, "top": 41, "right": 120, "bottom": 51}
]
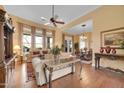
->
[{"left": 106, "top": 67, "right": 124, "bottom": 74}]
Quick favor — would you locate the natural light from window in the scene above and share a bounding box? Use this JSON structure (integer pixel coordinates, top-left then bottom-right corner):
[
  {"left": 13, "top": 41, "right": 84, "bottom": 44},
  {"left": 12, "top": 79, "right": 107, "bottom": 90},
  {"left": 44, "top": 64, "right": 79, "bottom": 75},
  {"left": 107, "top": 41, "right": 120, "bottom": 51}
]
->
[
  {"left": 80, "top": 36, "right": 86, "bottom": 49},
  {"left": 35, "top": 36, "right": 43, "bottom": 48},
  {"left": 23, "top": 34, "right": 31, "bottom": 48}
]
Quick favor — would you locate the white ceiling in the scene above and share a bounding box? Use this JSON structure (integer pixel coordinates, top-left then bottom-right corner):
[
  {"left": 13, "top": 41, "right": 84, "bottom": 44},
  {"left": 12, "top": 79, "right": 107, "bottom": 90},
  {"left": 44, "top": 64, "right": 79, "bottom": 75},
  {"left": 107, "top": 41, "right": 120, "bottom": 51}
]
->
[
  {"left": 65, "top": 19, "right": 93, "bottom": 35},
  {"left": 4, "top": 5, "right": 100, "bottom": 34}
]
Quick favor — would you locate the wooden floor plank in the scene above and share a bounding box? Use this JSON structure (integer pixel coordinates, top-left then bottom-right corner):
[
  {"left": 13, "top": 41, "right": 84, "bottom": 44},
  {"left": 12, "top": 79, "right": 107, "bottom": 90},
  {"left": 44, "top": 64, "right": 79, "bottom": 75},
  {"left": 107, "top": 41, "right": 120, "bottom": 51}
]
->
[{"left": 11, "top": 62, "right": 124, "bottom": 88}]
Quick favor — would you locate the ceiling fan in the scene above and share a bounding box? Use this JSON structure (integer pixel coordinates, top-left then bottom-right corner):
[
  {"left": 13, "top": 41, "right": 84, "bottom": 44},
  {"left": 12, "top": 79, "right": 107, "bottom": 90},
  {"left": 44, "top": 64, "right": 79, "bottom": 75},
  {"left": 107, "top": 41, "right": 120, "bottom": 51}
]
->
[{"left": 41, "top": 5, "right": 65, "bottom": 27}]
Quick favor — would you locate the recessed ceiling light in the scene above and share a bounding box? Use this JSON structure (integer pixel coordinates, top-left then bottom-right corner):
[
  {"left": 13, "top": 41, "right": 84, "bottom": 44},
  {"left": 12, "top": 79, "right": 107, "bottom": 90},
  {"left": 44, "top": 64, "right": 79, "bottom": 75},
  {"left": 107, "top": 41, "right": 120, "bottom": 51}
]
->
[{"left": 81, "top": 24, "right": 86, "bottom": 27}]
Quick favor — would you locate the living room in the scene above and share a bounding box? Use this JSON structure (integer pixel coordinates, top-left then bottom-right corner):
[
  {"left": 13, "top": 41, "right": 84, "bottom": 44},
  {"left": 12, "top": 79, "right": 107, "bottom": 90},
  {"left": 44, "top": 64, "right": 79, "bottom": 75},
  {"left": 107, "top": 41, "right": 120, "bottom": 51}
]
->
[{"left": 0, "top": 5, "right": 124, "bottom": 88}]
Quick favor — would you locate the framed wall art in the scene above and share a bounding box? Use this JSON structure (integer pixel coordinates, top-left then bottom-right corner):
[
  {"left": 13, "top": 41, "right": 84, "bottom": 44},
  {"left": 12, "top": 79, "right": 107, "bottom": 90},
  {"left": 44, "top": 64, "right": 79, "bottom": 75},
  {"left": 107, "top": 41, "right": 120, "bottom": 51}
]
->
[{"left": 101, "top": 27, "right": 124, "bottom": 49}]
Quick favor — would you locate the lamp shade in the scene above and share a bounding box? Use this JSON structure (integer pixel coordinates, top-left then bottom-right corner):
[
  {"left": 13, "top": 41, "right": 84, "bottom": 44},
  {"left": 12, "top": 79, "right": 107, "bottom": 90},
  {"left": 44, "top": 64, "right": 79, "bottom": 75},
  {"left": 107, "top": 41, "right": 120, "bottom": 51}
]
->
[{"left": 14, "top": 45, "right": 21, "bottom": 50}]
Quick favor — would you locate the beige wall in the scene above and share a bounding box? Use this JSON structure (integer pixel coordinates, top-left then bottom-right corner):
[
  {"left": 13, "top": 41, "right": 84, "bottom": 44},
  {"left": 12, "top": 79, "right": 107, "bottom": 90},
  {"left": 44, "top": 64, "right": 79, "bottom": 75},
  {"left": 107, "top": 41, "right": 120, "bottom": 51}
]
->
[
  {"left": 62, "top": 5, "right": 124, "bottom": 70},
  {"left": 54, "top": 28, "right": 63, "bottom": 48},
  {"left": 92, "top": 6, "right": 124, "bottom": 70},
  {"left": 73, "top": 35, "right": 79, "bottom": 43},
  {"left": 0, "top": 5, "right": 4, "bottom": 10}
]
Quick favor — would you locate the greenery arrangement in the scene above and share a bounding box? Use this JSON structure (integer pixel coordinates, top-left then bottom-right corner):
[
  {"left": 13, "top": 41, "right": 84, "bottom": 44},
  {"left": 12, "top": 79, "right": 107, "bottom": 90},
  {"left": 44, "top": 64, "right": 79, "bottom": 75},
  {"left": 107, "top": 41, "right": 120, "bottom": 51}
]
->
[
  {"left": 74, "top": 42, "right": 79, "bottom": 50},
  {"left": 61, "top": 44, "right": 64, "bottom": 52},
  {"left": 120, "top": 40, "right": 124, "bottom": 48},
  {"left": 51, "top": 45, "right": 61, "bottom": 55}
]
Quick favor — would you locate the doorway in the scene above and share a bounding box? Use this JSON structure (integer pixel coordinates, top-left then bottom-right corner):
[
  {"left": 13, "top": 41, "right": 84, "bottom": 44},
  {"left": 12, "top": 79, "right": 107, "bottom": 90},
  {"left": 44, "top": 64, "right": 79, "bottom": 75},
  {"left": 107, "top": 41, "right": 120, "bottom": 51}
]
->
[{"left": 64, "top": 36, "right": 73, "bottom": 53}]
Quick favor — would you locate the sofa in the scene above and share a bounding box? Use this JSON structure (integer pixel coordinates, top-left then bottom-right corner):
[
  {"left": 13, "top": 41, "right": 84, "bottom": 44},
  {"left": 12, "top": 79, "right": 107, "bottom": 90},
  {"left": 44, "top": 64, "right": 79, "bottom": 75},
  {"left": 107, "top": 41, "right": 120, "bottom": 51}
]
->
[{"left": 32, "top": 52, "right": 79, "bottom": 86}]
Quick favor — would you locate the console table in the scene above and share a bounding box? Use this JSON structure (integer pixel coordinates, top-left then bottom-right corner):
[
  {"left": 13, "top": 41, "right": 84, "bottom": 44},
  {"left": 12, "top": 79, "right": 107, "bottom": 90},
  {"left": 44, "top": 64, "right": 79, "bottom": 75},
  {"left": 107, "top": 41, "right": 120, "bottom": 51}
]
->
[
  {"left": 94, "top": 53, "right": 124, "bottom": 70},
  {"left": 44, "top": 56, "right": 80, "bottom": 88}
]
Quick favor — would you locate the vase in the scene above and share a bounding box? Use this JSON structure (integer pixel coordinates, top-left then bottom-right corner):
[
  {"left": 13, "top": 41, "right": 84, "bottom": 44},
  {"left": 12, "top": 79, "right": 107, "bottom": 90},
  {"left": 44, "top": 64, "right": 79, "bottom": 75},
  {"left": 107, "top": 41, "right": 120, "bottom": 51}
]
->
[
  {"left": 54, "top": 55, "right": 59, "bottom": 63},
  {"left": 105, "top": 46, "right": 111, "bottom": 54},
  {"left": 112, "top": 48, "right": 116, "bottom": 54},
  {"left": 100, "top": 47, "right": 104, "bottom": 53}
]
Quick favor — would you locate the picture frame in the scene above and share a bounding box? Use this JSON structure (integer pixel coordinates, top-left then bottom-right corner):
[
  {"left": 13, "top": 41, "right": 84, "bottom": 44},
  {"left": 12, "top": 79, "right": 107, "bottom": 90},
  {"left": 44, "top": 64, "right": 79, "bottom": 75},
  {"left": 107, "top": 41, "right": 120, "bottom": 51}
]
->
[{"left": 101, "top": 27, "right": 124, "bottom": 49}]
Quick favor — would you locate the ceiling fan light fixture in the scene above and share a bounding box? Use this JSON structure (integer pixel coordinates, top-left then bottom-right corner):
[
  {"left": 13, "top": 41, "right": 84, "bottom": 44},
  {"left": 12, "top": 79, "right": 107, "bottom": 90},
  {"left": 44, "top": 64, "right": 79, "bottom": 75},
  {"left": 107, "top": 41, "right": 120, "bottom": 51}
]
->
[
  {"left": 50, "top": 17, "right": 55, "bottom": 22},
  {"left": 41, "top": 17, "right": 47, "bottom": 21}
]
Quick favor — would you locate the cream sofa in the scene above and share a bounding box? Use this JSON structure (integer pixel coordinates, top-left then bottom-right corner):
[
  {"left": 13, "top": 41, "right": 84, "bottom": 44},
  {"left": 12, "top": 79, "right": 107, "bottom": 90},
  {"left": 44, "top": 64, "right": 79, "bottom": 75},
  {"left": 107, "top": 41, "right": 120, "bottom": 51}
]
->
[{"left": 32, "top": 52, "right": 79, "bottom": 86}]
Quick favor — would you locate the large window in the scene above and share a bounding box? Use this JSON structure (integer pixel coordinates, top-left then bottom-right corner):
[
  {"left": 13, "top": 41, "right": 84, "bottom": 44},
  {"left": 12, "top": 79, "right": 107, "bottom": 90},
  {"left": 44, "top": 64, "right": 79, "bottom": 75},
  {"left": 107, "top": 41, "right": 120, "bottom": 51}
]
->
[
  {"left": 35, "top": 29, "right": 43, "bottom": 48},
  {"left": 21, "top": 24, "right": 54, "bottom": 53},
  {"left": 22, "top": 26, "right": 31, "bottom": 53},
  {"left": 35, "top": 36, "right": 43, "bottom": 48},
  {"left": 23, "top": 34, "right": 31, "bottom": 53}
]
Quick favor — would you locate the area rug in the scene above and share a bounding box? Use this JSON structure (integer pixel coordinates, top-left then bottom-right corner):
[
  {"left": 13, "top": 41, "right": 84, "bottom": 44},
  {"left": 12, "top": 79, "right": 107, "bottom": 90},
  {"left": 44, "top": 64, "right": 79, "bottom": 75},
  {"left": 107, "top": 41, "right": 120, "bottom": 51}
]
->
[{"left": 26, "top": 62, "right": 36, "bottom": 82}]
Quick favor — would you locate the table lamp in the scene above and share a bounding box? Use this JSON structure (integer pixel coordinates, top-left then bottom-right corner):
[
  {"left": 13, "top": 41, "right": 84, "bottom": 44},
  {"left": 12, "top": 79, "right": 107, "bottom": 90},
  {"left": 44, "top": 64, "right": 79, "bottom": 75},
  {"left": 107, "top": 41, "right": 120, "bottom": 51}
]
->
[{"left": 14, "top": 45, "right": 21, "bottom": 55}]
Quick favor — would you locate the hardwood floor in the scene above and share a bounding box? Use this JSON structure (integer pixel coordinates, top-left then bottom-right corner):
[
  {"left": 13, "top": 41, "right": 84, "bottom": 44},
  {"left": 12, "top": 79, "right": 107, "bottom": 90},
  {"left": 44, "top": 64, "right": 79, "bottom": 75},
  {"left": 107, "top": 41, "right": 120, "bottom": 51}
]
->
[{"left": 12, "top": 61, "right": 124, "bottom": 88}]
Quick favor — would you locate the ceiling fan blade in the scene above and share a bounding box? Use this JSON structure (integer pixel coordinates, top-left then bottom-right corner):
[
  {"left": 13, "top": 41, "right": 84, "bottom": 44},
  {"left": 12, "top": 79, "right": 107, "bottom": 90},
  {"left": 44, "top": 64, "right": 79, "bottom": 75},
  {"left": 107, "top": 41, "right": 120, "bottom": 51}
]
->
[
  {"left": 54, "top": 20, "right": 65, "bottom": 24},
  {"left": 41, "top": 17, "right": 48, "bottom": 21},
  {"left": 41, "top": 17, "right": 46, "bottom": 20}
]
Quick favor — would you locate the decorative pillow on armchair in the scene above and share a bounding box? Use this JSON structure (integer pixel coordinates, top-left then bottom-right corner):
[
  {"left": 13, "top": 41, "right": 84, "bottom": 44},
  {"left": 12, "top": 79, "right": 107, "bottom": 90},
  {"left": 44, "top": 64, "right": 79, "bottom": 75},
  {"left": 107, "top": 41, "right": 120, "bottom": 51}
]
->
[
  {"left": 32, "top": 51, "right": 41, "bottom": 58},
  {"left": 33, "top": 51, "right": 40, "bottom": 55},
  {"left": 42, "top": 50, "right": 48, "bottom": 55}
]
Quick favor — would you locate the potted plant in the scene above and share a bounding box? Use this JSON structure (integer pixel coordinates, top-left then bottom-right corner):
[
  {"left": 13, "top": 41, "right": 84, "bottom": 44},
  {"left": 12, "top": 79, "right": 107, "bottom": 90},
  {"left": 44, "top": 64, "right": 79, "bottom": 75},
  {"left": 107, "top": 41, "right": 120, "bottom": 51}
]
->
[
  {"left": 51, "top": 45, "right": 61, "bottom": 62},
  {"left": 61, "top": 44, "right": 64, "bottom": 52}
]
